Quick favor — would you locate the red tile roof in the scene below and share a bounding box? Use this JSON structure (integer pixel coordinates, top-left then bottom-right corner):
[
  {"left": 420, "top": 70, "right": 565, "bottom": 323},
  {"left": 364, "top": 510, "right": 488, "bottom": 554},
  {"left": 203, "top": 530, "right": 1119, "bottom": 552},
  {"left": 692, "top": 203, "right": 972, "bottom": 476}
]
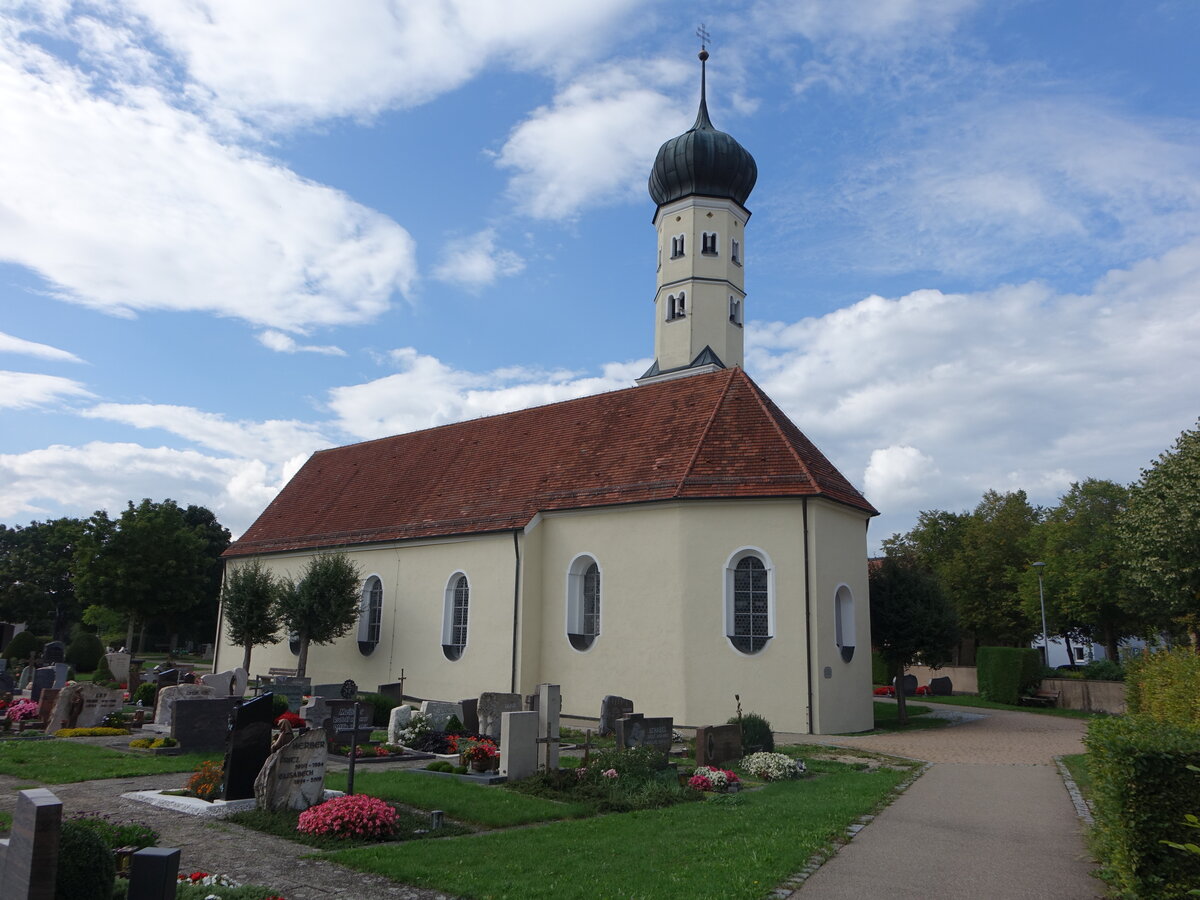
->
[{"left": 225, "top": 368, "right": 877, "bottom": 557}]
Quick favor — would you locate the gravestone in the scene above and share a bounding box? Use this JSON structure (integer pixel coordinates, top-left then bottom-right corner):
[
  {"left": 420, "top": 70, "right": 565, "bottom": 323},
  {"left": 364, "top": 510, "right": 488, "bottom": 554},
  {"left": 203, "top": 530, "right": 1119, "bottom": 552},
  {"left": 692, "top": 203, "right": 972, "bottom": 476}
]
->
[
  {"left": 377, "top": 681, "right": 405, "bottom": 703},
  {"left": 459, "top": 697, "right": 479, "bottom": 734},
  {"left": 616, "top": 714, "right": 674, "bottom": 756},
  {"left": 695, "top": 723, "right": 743, "bottom": 768},
  {"left": 36, "top": 688, "right": 60, "bottom": 725},
  {"left": 46, "top": 683, "right": 123, "bottom": 734},
  {"left": 326, "top": 700, "right": 373, "bottom": 746},
  {"left": 51, "top": 664, "right": 69, "bottom": 689},
  {"left": 271, "top": 676, "right": 311, "bottom": 711},
  {"left": 153, "top": 684, "right": 216, "bottom": 727},
  {"left": 536, "top": 683, "right": 561, "bottom": 771},
  {"left": 172, "top": 698, "right": 239, "bottom": 752},
  {"left": 0, "top": 787, "right": 62, "bottom": 899},
  {"left": 311, "top": 683, "right": 346, "bottom": 700},
  {"left": 0, "top": 669, "right": 13, "bottom": 694},
  {"left": 300, "top": 696, "right": 331, "bottom": 732},
  {"left": 598, "top": 695, "right": 635, "bottom": 736},
  {"left": 155, "top": 669, "right": 179, "bottom": 689},
  {"left": 222, "top": 695, "right": 275, "bottom": 801},
  {"left": 18, "top": 663, "right": 35, "bottom": 692},
  {"left": 254, "top": 729, "right": 327, "bottom": 811},
  {"left": 387, "top": 704, "right": 412, "bottom": 744},
  {"left": 231, "top": 666, "right": 249, "bottom": 698},
  {"left": 929, "top": 676, "right": 953, "bottom": 696},
  {"left": 199, "top": 671, "right": 233, "bottom": 696},
  {"left": 0, "top": 658, "right": 6, "bottom": 674},
  {"left": 30, "top": 667, "right": 55, "bottom": 702},
  {"left": 41, "top": 641, "right": 65, "bottom": 664},
  {"left": 104, "top": 652, "right": 131, "bottom": 686},
  {"left": 478, "top": 692, "right": 522, "bottom": 740},
  {"left": 893, "top": 673, "right": 918, "bottom": 697},
  {"left": 499, "top": 710, "right": 539, "bottom": 781},
  {"left": 419, "top": 699, "right": 462, "bottom": 731},
  {"left": 128, "top": 847, "right": 180, "bottom": 900}
]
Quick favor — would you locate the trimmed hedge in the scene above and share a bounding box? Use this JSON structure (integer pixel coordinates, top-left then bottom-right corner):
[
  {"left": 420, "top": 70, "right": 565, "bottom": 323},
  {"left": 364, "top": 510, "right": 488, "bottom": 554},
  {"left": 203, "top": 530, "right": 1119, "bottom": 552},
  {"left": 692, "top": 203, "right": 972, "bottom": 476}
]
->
[
  {"left": 359, "top": 691, "right": 400, "bottom": 727},
  {"left": 976, "top": 646, "right": 1042, "bottom": 704},
  {"left": 871, "top": 650, "right": 890, "bottom": 686},
  {"left": 1085, "top": 715, "right": 1200, "bottom": 898},
  {"left": 1127, "top": 649, "right": 1200, "bottom": 729},
  {"left": 66, "top": 632, "right": 104, "bottom": 672},
  {"left": 2, "top": 630, "right": 42, "bottom": 664}
]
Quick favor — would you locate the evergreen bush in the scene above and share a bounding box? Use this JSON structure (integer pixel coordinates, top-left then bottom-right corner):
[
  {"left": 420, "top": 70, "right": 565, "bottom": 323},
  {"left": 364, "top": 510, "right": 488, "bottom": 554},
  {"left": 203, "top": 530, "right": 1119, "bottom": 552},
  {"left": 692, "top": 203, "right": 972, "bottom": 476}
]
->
[
  {"left": 65, "top": 632, "right": 104, "bottom": 672},
  {"left": 2, "top": 630, "right": 42, "bottom": 664},
  {"left": 132, "top": 682, "right": 157, "bottom": 707},
  {"left": 1085, "top": 715, "right": 1200, "bottom": 897},
  {"left": 270, "top": 692, "right": 290, "bottom": 716},
  {"left": 976, "top": 646, "right": 1041, "bottom": 704},
  {"left": 1081, "top": 658, "right": 1125, "bottom": 682},
  {"left": 1127, "top": 649, "right": 1200, "bottom": 728},
  {"left": 358, "top": 691, "right": 399, "bottom": 727},
  {"left": 871, "top": 650, "right": 890, "bottom": 686},
  {"left": 91, "top": 652, "right": 117, "bottom": 686},
  {"left": 729, "top": 711, "right": 774, "bottom": 753},
  {"left": 54, "top": 820, "right": 116, "bottom": 900}
]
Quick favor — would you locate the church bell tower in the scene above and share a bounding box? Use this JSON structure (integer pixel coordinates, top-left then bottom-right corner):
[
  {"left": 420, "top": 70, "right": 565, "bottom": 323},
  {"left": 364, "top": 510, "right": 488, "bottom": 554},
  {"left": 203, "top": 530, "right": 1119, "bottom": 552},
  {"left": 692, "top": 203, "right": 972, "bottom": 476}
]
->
[{"left": 638, "top": 46, "right": 757, "bottom": 385}]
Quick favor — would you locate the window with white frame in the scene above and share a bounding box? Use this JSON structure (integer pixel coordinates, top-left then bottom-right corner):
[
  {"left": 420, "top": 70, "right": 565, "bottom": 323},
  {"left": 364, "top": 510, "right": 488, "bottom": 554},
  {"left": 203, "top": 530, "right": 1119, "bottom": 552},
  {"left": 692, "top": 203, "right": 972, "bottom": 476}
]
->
[
  {"left": 442, "top": 573, "right": 469, "bottom": 661},
  {"left": 725, "top": 550, "right": 773, "bottom": 654},
  {"left": 357, "top": 575, "right": 383, "bottom": 655},
  {"left": 670, "top": 234, "right": 686, "bottom": 258},
  {"left": 729, "top": 296, "right": 742, "bottom": 325},
  {"left": 701, "top": 231, "right": 718, "bottom": 255},
  {"left": 834, "top": 585, "right": 855, "bottom": 662},
  {"left": 288, "top": 630, "right": 300, "bottom": 656},
  {"left": 731, "top": 238, "right": 741, "bottom": 265},
  {"left": 566, "top": 555, "right": 601, "bottom": 651},
  {"left": 666, "top": 292, "right": 686, "bottom": 321}
]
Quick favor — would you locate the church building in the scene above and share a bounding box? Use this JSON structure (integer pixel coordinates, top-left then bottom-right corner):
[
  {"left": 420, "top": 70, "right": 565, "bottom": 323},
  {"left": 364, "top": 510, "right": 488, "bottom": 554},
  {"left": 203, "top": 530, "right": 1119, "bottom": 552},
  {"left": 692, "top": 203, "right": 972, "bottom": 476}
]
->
[{"left": 216, "top": 50, "right": 878, "bottom": 734}]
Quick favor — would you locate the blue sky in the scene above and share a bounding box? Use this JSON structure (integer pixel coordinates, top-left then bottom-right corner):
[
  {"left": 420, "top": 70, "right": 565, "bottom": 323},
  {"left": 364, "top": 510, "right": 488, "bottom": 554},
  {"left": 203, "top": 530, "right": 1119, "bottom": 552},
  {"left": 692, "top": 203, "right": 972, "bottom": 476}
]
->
[{"left": 2, "top": 0, "right": 1198, "bottom": 552}]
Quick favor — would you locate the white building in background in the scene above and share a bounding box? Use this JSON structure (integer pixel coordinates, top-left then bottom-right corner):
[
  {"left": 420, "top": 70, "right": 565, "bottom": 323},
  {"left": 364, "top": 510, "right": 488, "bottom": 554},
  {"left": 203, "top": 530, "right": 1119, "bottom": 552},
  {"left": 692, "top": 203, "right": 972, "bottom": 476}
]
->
[{"left": 215, "top": 50, "right": 878, "bottom": 735}]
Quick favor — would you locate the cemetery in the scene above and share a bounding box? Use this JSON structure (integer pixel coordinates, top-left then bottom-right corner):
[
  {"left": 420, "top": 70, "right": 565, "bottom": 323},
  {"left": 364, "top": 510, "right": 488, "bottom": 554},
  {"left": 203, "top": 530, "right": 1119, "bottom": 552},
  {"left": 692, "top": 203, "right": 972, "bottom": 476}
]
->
[{"left": 0, "top": 644, "right": 920, "bottom": 899}]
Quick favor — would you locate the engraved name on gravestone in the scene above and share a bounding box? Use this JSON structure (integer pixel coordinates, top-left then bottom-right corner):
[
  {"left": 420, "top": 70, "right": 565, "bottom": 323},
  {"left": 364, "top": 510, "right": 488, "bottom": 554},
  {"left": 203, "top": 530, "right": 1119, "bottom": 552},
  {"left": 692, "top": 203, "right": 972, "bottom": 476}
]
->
[
  {"left": 695, "top": 723, "right": 742, "bottom": 769},
  {"left": 46, "top": 683, "right": 123, "bottom": 734},
  {"left": 153, "top": 684, "right": 216, "bottom": 727},
  {"left": 172, "top": 698, "right": 239, "bottom": 753},
  {"left": 254, "top": 729, "right": 328, "bottom": 812},
  {"left": 598, "top": 695, "right": 634, "bottom": 736},
  {"left": 419, "top": 700, "right": 463, "bottom": 731},
  {"left": 616, "top": 715, "right": 674, "bottom": 756},
  {"left": 326, "top": 700, "right": 373, "bottom": 744},
  {"left": 222, "top": 695, "right": 274, "bottom": 801},
  {"left": 477, "top": 692, "right": 522, "bottom": 740}
]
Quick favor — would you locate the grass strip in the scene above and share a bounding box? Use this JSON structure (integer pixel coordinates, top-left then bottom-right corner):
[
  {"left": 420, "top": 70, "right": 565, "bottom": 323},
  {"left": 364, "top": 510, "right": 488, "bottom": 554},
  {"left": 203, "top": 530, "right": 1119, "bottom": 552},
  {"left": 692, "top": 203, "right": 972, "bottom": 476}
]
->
[
  {"left": 325, "top": 762, "right": 910, "bottom": 899},
  {"left": 1060, "top": 752, "right": 1093, "bottom": 802},
  {"left": 915, "top": 695, "right": 1096, "bottom": 718},
  {"left": 0, "top": 740, "right": 219, "bottom": 783},
  {"left": 324, "top": 770, "right": 592, "bottom": 827}
]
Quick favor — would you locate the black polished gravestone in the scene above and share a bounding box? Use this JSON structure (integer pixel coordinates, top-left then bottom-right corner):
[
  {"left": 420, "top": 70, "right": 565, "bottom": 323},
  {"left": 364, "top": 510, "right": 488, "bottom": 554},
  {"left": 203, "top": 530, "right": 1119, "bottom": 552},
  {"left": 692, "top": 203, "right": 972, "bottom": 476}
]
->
[
  {"left": 695, "top": 723, "right": 743, "bottom": 768},
  {"left": 459, "top": 697, "right": 479, "bottom": 734},
  {"left": 172, "top": 698, "right": 239, "bottom": 752},
  {"left": 893, "top": 673, "right": 918, "bottom": 697},
  {"left": 42, "top": 641, "right": 66, "bottom": 664},
  {"left": 30, "top": 666, "right": 55, "bottom": 702},
  {"left": 929, "top": 676, "right": 954, "bottom": 696},
  {"left": 615, "top": 714, "right": 674, "bottom": 757},
  {"left": 155, "top": 668, "right": 179, "bottom": 689},
  {"left": 325, "top": 699, "right": 373, "bottom": 746},
  {"left": 222, "top": 694, "right": 275, "bottom": 801}
]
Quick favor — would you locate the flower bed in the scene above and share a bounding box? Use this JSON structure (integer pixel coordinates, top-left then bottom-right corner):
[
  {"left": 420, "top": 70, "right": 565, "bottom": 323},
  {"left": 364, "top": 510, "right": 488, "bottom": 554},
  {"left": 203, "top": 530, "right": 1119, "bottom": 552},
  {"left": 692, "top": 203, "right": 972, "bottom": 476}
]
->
[
  {"left": 688, "top": 766, "right": 740, "bottom": 793},
  {"left": 297, "top": 794, "right": 399, "bottom": 841},
  {"left": 741, "top": 751, "right": 807, "bottom": 782}
]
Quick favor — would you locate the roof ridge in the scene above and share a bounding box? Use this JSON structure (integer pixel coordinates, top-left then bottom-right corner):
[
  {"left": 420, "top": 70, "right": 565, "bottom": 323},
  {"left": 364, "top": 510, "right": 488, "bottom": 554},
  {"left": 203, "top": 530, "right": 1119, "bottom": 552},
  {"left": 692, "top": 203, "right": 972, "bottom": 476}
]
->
[
  {"left": 738, "top": 369, "right": 819, "bottom": 484},
  {"left": 674, "top": 368, "right": 737, "bottom": 498}
]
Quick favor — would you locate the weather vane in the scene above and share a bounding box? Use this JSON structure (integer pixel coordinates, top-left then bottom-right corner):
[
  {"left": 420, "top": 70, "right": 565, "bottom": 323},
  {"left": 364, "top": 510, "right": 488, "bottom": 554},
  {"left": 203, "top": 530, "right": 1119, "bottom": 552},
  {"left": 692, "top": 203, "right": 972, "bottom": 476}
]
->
[{"left": 697, "top": 24, "right": 710, "bottom": 52}]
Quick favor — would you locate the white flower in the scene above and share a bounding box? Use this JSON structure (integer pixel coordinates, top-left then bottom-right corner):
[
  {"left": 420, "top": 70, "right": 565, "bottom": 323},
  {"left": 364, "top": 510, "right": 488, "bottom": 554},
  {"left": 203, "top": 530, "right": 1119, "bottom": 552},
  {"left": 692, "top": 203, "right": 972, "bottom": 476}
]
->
[{"left": 742, "top": 752, "right": 805, "bottom": 781}]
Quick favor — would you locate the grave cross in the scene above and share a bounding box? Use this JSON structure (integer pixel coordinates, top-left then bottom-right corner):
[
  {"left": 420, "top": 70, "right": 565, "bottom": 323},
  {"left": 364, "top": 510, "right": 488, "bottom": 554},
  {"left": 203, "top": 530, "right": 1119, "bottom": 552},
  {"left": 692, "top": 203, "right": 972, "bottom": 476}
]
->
[
  {"left": 579, "top": 728, "right": 596, "bottom": 767},
  {"left": 696, "top": 23, "right": 710, "bottom": 51},
  {"left": 534, "top": 718, "right": 560, "bottom": 772}
]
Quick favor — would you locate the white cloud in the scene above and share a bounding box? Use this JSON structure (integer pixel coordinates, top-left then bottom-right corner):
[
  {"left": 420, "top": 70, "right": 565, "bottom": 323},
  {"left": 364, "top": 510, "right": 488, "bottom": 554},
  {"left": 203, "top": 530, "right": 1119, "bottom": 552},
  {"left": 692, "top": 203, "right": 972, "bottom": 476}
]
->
[
  {"left": 81, "top": 404, "right": 332, "bottom": 463},
  {"left": 0, "top": 371, "right": 93, "bottom": 409},
  {"left": 864, "top": 445, "right": 940, "bottom": 509},
  {"left": 0, "top": 331, "right": 83, "bottom": 364},
  {"left": 327, "top": 347, "right": 648, "bottom": 439},
  {"left": 497, "top": 61, "right": 692, "bottom": 219},
  {"left": 256, "top": 331, "right": 346, "bottom": 356},
  {"left": 0, "top": 16, "right": 417, "bottom": 332},
  {"left": 433, "top": 229, "right": 526, "bottom": 290}
]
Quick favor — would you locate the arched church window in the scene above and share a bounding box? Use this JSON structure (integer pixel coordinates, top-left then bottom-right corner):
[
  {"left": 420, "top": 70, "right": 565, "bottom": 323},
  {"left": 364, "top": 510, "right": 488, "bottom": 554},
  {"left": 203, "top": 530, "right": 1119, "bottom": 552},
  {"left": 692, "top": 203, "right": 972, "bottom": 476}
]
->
[
  {"left": 288, "top": 630, "right": 300, "bottom": 656},
  {"left": 835, "top": 584, "right": 856, "bottom": 662},
  {"left": 357, "top": 575, "right": 383, "bottom": 656},
  {"left": 702, "top": 231, "right": 718, "bottom": 255},
  {"left": 567, "top": 555, "right": 601, "bottom": 651},
  {"left": 671, "top": 234, "right": 686, "bottom": 258},
  {"left": 729, "top": 296, "right": 742, "bottom": 325},
  {"left": 442, "top": 573, "right": 469, "bottom": 661},
  {"left": 667, "top": 292, "right": 687, "bottom": 321},
  {"left": 725, "top": 550, "right": 773, "bottom": 654}
]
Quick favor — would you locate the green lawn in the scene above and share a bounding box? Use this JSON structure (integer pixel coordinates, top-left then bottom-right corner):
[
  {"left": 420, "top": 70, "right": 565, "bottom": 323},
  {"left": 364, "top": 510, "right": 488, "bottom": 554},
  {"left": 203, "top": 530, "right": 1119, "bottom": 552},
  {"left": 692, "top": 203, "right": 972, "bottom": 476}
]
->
[
  {"left": 1060, "top": 753, "right": 1093, "bottom": 801},
  {"left": 0, "top": 740, "right": 220, "bottom": 783},
  {"left": 324, "top": 770, "right": 592, "bottom": 826},
  {"left": 868, "top": 701, "right": 948, "bottom": 733},
  {"left": 324, "top": 759, "right": 912, "bottom": 900},
  {"left": 915, "top": 694, "right": 1097, "bottom": 719}
]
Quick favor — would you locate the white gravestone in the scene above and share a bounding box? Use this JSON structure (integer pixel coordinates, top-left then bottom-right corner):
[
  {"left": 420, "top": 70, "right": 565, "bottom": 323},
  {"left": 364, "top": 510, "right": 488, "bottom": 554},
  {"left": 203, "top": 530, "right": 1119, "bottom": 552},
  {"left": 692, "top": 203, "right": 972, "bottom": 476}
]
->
[
  {"left": 153, "top": 684, "right": 216, "bottom": 727},
  {"left": 254, "top": 730, "right": 328, "bottom": 812},
  {"left": 45, "top": 683, "right": 124, "bottom": 734},
  {"left": 419, "top": 700, "right": 463, "bottom": 731},
  {"left": 500, "top": 710, "right": 539, "bottom": 781},
  {"left": 537, "top": 683, "right": 561, "bottom": 771},
  {"left": 301, "top": 696, "right": 331, "bottom": 731},
  {"left": 51, "top": 663, "right": 69, "bottom": 689},
  {"left": 104, "top": 652, "right": 131, "bottom": 685},
  {"left": 387, "top": 704, "right": 413, "bottom": 744},
  {"left": 199, "top": 671, "right": 234, "bottom": 696},
  {"left": 232, "top": 667, "right": 249, "bottom": 698}
]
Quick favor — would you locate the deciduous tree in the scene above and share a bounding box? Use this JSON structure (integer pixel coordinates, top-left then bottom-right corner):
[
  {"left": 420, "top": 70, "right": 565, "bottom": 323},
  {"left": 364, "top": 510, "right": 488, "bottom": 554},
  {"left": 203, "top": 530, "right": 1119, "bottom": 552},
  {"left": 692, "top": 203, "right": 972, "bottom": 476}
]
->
[
  {"left": 0, "top": 518, "right": 87, "bottom": 640},
  {"left": 275, "top": 552, "right": 361, "bottom": 677},
  {"left": 221, "top": 558, "right": 282, "bottom": 672}
]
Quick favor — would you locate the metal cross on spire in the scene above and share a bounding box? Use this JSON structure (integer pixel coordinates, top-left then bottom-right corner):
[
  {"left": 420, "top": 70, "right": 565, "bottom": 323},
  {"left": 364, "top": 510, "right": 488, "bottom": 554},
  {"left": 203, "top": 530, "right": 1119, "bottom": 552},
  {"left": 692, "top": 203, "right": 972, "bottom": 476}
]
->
[{"left": 696, "top": 23, "right": 710, "bottom": 51}]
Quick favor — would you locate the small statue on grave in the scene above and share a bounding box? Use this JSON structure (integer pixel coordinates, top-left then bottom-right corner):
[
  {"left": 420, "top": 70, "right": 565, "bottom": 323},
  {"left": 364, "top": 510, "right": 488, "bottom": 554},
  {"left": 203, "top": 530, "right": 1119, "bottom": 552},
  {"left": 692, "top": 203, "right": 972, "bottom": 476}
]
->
[{"left": 270, "top": 719, "right": 296, "bottom": 754}]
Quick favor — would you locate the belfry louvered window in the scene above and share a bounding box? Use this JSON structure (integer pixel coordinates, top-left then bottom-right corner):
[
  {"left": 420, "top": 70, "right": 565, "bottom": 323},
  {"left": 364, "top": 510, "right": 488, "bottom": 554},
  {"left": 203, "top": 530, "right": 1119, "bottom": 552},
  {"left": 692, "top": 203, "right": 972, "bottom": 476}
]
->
[
  {"left": 442, "top": 574, "right": 469, "bottom": 661},
  {"left": 702, "top": 231, "right": 718, "bottom": 255},
  {"left": 568, "top": 556, "right": 601, "bottom": 650},
  {"left": 671, "top": 234, "right": 686, "bottom": 258},
  {"left": 357, "top": 575, "right": 383, "bottom": 655},
  {"left": 727, "top": 552, "right": 772, "bottom": 654}
]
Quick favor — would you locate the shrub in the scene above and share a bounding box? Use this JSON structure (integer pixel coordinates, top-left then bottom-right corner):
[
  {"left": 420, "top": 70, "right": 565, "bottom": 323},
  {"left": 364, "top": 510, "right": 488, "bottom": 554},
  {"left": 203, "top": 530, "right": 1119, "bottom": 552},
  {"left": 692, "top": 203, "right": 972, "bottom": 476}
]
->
[
  {"left": 55, "top": 820, "right": 116, "bottom": 900},
  {"left": 91, "top": 652, "right": 116, "bottom": 685},
  {"left": 871, "top": 650, "right": 890, "bottom": 686},
  {"left": 65, "top": 632, "right": 104, "bottom": 673},
  {"left": 394, "top": 711, "right": 433, "bottom": 747},
  {"left": 1127, "top": 650, "right": 1200, "bottom": 728},
  {"left": 2, "top": 630, "right": 41, "bottom": 664},
  {"left": 1082, "top": 658, "right": 1125, "bottom": 682},
  {"left": 55, "top": 727, "right": 129, "bottom": 738},
  {"left": 976, "top": 646, "right": 1042, "bottom": 704},
  {"left": 453, "top": 765, "right": 468, "bottom": 775},
  {"left": 297, "top": 794, "right": 399, "bottom": 841},
  {"left": 132, "top": 682, "right": 157, "bottom": 707},
  {"left": 130, "top": 738, "right": 153, "bottom": 749},
  {"left": 67, "top": 812, "right": 158, "bottom": 850},
  {"left": 584, "top": 745, "right": 668, "bottom": 784},
  {"left": 151, "top": 736, "right": 177, "bottom": 748},
  {"left": 358, "top": 692, "right": 400, "bottom": 727},
  {"left": 1085, "top": 715, "right": 1200, "bottom": 897},
  {"left": 728, "top": 712, "right": 774, "bottom": 753},
  {"left": 426, "top": 761, "right": 453, "bottom": 772},
  {"left": 186, "top": 760, "right": 224, "bottom": 801},
  {"left": 444, "top": 714, "right": 464, "bottom": 734},
  {"left": 270, "top": 693, "right": 290, "bottom": 716},
  {"left": 742, "top": 751, "right": 807, "bottom": 781}
]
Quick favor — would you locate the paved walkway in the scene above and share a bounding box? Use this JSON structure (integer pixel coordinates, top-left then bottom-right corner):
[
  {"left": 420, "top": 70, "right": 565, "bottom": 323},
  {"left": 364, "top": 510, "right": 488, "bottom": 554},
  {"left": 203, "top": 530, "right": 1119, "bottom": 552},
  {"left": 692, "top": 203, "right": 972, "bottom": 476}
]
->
[{"left": 778, "top": 702, "right": 1102, "bottom": 899}]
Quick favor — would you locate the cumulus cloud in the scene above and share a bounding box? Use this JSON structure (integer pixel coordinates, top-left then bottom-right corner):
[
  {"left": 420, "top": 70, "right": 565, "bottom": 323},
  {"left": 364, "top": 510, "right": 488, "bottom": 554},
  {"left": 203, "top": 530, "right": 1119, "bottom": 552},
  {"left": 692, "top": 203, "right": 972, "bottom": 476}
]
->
[
  {"left": 257, "top": 331, "right": 346, "bottom": 356},
  {"left": 0, "top": 332, "right": 83, "bottom": 364},
  {"left": 433, "top": 229, "right": 526, "bottom": 290},
  {"left": 327, "top": 347, "right": 648, "bottom": 439},
  {"left": 0, "top": 371, "right": 93, "bottom": 409},
  {"left": 864, "top": 445, "right": 940, "bottom": 509}
]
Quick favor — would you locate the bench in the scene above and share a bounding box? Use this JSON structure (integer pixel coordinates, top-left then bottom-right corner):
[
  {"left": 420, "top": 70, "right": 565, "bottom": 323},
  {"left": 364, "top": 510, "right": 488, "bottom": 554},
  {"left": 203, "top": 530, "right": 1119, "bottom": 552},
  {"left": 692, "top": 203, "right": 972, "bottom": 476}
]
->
[{"left": 1020, "top": 689, "right": 1061, "bottom": 708}]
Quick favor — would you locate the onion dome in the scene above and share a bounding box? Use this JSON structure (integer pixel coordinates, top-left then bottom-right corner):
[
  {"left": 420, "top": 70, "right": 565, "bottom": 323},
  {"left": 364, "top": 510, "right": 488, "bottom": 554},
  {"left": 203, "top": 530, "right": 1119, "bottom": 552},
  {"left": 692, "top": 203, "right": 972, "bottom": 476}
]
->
[{"left": 648, "top": 49, "right": 757, "bottom": 209}]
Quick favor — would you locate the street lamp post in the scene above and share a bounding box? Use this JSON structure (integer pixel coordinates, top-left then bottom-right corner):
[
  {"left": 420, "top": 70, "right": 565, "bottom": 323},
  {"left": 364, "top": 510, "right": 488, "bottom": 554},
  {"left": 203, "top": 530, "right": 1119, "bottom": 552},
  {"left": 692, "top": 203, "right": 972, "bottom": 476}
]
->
[{"left": 1032, "top": 561, "right": 1049, "bottom": 667}]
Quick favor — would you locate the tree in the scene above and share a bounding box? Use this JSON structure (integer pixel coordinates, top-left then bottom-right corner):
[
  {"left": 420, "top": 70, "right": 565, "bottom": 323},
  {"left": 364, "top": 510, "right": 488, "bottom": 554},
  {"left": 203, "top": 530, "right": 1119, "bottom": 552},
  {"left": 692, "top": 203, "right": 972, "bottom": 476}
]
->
[
  {"left": 1121, "top": 420, "right": 1200, "bottom": 643},
  {"left": 0, "top": 518, "right": 87, "bottom": 640},
  {"left": 73, "top": 499, "right": 229, "bottom": 652},
  {"left": 221, "top": 558, "right": 282, "bottom": 672},
  {"left": 275, "top": 552, "right": 361, "bottom": 677},
  {"left": 870, "top": 555, "right": 959, "bottom": 725}
]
